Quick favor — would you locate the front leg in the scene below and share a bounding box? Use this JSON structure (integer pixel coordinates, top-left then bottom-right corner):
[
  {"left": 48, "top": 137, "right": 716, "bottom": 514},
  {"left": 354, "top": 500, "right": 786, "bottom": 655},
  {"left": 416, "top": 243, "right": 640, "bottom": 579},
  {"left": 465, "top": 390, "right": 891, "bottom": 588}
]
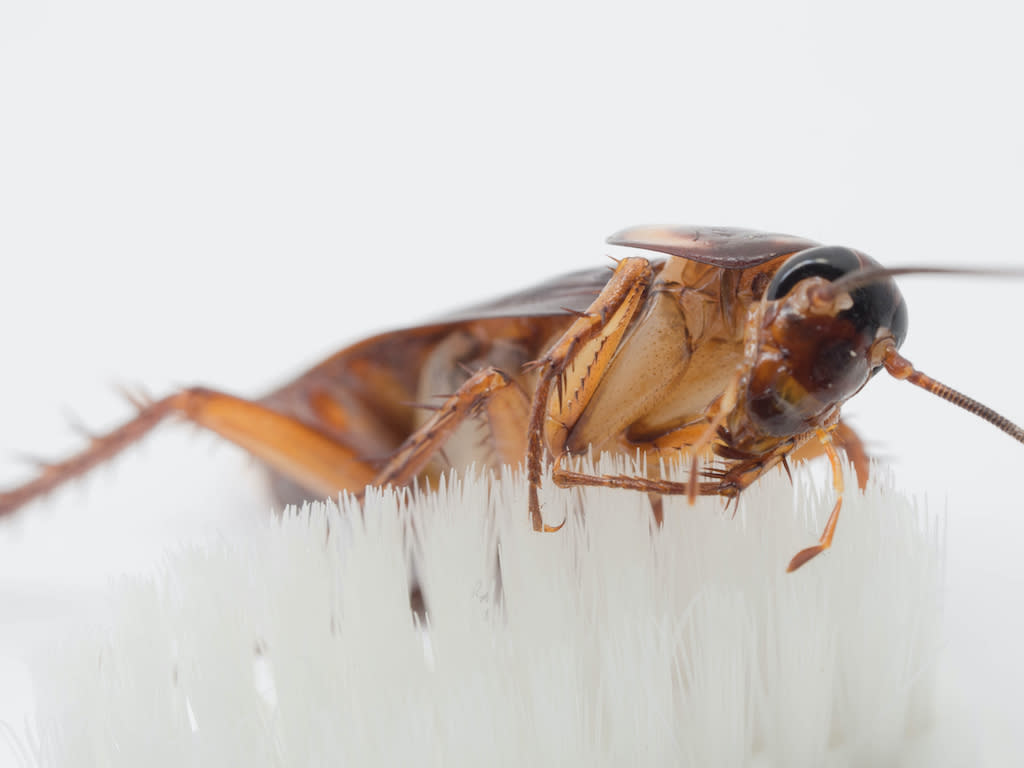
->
[{"left": 788, "top": 420, "right": 869, "bottom": 490}]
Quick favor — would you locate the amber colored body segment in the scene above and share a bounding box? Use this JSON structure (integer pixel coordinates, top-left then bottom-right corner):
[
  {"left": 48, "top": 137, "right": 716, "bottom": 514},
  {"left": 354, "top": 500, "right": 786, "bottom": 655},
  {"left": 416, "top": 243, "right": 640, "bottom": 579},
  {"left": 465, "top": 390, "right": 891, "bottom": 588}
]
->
[{"left": 8, "top": 224, "right": 1010, "bottom": 572}]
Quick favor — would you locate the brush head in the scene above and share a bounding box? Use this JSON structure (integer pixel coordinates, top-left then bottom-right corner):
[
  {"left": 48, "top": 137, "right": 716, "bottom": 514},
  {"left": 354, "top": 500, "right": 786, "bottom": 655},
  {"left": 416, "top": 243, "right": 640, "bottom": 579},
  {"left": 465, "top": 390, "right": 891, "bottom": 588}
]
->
[{"left": 17, "top": 460, "right": 954, "bottom": 766}]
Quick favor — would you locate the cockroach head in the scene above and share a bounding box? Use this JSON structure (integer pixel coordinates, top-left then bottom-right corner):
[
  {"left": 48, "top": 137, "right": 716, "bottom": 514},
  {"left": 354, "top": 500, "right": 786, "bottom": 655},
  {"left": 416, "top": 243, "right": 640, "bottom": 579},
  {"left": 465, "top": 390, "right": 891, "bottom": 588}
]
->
[{"left": 745, "top": 246, "right": 908, "bottom": 436}]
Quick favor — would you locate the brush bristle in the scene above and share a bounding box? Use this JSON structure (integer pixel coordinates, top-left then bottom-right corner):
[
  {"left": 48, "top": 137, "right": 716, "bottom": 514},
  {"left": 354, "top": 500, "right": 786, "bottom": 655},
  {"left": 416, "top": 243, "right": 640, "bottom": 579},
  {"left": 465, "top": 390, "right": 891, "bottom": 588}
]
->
[{"left": 15, "top": 460, "right": 954, "bottom": 766}]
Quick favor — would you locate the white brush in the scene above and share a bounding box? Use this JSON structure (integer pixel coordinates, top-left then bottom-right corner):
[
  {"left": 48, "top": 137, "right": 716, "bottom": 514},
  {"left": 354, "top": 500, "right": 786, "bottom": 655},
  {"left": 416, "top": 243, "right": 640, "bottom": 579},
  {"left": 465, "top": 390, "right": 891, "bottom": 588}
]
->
[{"left": 9, "top": 460, "right": 957, "bottom": 767}]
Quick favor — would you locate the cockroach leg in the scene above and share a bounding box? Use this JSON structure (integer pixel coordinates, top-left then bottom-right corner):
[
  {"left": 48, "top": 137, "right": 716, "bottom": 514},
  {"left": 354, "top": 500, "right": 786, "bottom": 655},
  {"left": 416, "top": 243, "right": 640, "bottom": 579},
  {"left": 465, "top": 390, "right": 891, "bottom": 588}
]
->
[
  {"left": 552, "top": 435, "right": 813, "bottom": 532},
  {"left": 832, "top": 421, "right": 869, "bottom": 491},
  {"left": 526, "top": 257, "right": 654, "bottom": 531},
  {"left": 552, "top": 450, "right": 736, "bottom": 497},
  {"left": 786, "top": 427, "right": 845, "bottom": 572},
  {"left": 683, "top": 372, "right": 742, "bottom": 503},
  {"left": 372, "top": 367, "right": 530, "bottom": 489},
  {"left": 788, "top": 420, "right": 870, "bottom": 491},
  {"left": 0, "top": 388, "right": 379, "bottom": 516},
  {"left": 0, "top": 396, "right": 172, "bottom": 516}
]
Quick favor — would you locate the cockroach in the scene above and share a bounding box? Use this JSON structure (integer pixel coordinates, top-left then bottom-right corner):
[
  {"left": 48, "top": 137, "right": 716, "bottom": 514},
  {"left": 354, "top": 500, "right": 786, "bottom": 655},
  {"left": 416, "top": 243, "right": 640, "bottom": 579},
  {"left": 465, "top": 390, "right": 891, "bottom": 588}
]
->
[{"left": 2, "top": 225, "right": 1021, "bottom": 571}]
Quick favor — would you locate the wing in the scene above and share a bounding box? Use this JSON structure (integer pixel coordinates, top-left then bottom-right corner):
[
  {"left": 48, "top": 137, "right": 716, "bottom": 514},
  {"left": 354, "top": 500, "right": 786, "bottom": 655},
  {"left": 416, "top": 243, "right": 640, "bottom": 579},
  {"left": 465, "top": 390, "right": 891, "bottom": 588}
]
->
[
  {"left": 607, "top": 225, "right": 819, "bottom": 269},
  {"left": 264, "top": 268, "right": 617, "bottom": 460},
  {"left": 272, "top": 266, "right": 632, "bottom": 410},
  {"left": 436, "top": 265, "right": 634, "bottom": 322}
]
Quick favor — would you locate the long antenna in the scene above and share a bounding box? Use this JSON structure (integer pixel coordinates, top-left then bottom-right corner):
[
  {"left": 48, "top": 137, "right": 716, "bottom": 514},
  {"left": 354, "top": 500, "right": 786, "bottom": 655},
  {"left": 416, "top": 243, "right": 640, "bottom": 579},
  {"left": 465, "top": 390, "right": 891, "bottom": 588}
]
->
[
  {"left": 826, "top": 265, "right": 1024, "bottom": 297},
  {"left": 882, "top": 344, "right": 1024, "bottom": 444}
]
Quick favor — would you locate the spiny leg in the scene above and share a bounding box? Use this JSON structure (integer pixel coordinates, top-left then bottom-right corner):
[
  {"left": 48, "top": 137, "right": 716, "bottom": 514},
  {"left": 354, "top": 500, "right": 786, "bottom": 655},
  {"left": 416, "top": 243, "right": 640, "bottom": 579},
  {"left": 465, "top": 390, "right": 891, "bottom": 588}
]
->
[
  {"left": 1, "top": 395, "right": 172, "bottom": 516},
  {"left": 682, "top": 373, "right": 742, "bottom": 502},
  {"left": 372, "top": 366, "right": 530, "bottom": 490},
  {"left": 550, "top": 446, "right": 789, "bottom": 500},
  {"left": 552, "top": 452, "right": 730, "bottom": 496},
  {"left": 786, "top": 426, "right": 845, "bottom": 572},
  {"left": 526, "top": 257, "right": 654, "bottom": 530},
  {"left": 0, "top": 387, "right": 379, "bottom": 517}
]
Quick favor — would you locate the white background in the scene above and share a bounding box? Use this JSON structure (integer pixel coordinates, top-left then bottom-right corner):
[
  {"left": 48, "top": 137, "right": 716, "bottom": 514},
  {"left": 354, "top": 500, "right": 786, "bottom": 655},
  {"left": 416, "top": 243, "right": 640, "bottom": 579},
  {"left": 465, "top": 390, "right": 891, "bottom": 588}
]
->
[{"left": 0, "top": 0, "right": 1021, "bottom": 762}]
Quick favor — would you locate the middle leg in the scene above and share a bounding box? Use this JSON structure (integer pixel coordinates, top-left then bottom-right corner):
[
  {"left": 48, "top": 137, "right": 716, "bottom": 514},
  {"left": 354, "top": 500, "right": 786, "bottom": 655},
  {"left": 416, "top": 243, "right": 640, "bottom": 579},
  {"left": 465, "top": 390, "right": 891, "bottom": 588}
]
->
[{"left": 372, "top": 366, "right": 530, "bottom": 489}]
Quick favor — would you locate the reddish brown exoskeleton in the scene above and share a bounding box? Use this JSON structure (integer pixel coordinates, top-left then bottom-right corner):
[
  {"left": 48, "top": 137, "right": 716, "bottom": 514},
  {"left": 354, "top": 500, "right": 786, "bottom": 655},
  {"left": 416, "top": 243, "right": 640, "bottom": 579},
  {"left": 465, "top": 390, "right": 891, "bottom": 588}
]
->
[{"left": 2, "top": 226, "right": 1021, "bottom": 570}]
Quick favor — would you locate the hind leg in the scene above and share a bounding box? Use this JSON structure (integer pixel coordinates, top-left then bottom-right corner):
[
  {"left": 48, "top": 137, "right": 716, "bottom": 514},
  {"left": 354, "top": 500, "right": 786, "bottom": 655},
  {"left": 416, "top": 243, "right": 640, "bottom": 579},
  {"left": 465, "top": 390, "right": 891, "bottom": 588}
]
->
[{"left": 0, "top": 387, "right": 379, "bottom": 516}]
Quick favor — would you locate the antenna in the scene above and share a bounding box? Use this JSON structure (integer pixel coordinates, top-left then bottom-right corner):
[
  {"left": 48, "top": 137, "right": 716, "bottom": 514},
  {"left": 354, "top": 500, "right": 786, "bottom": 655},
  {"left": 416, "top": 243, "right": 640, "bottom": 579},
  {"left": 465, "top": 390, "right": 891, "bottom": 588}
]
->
[{"left": 882, "top": 343, "right": 1024, "bottom": 445}]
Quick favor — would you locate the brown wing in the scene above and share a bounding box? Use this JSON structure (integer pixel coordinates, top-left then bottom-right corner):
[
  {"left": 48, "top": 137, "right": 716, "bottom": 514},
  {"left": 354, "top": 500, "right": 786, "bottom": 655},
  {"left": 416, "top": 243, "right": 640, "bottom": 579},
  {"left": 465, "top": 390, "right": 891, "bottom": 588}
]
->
[
  {"left": 435, "top": 265, "right": 634, "bottom": 322},
  {"left": 271, "top": 267, "right": 629, "bottom": 413},
  {"left": 607, "top": 225, "right": 819, "bottom": 269}
]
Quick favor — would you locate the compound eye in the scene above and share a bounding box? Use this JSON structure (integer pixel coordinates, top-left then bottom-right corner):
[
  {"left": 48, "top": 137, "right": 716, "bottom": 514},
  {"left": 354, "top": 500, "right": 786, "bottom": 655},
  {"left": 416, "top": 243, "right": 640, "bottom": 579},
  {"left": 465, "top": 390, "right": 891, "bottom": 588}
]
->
[{"left": 765, "top": 246, "right": 863, "bottom": 301}]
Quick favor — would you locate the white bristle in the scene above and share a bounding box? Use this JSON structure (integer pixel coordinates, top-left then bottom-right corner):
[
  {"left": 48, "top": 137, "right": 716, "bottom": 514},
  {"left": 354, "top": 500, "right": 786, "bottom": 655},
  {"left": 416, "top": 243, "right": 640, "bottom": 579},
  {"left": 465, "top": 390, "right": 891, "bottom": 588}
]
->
[{"left": 13, "top": 461, "right": 953, "bottom": 767}]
